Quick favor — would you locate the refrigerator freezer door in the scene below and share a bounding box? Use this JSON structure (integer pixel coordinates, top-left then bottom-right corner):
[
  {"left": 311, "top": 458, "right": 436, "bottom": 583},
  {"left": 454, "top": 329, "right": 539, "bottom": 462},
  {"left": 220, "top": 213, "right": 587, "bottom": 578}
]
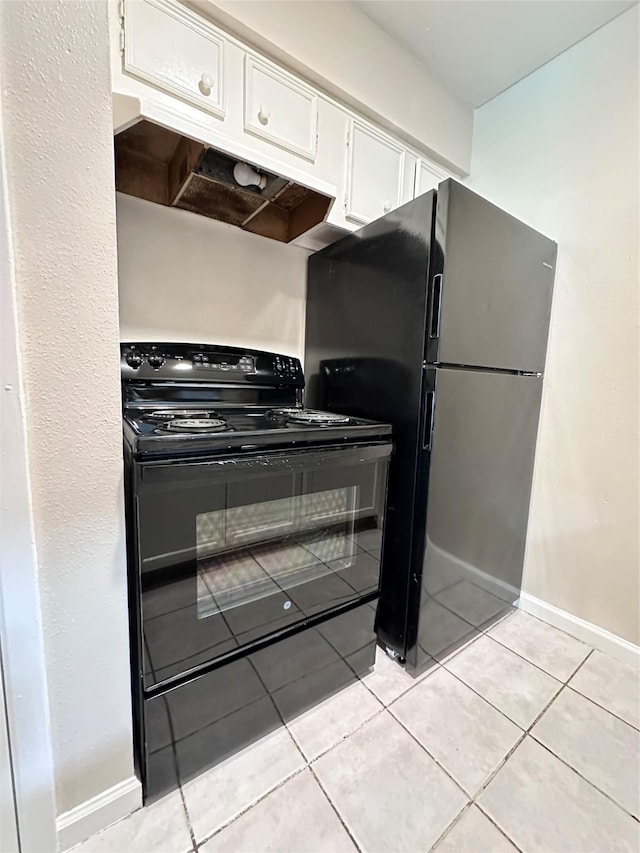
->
[
  {"left": 432, "top": 181, "right": 557, "bottom": 373},
  {"left": 409, "top": 367, "right": 543, "bottom": 668}
]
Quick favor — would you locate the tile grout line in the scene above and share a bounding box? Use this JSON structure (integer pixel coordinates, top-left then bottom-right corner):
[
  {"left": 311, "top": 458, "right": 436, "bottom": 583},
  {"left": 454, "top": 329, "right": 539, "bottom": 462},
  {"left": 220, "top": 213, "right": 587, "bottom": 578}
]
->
[
  {"left": 561, "top": 644, "right": 639, "bottom": 732},
  {"left": 562, "top": 646, "right": 595, "bottom": 682},
  {"left": 484, "top": 629, "right": 593, "bottom": 682},
  {"left": 473, "top": 800, "right": 526, "bottom": 852},
  {"left": 177, "top": 783, "right": 198, "bottom": 853},
  {"left": 192, "top": 765, "right": 309, "bottom": 849},
  {"left": 438, "top": 621, "right": 597, "bottom": 727},
  {"left": 246, "top": 655, "right": 364, "bottom": 852},
  {"left": 387, "top": 711, "right": 473, "bottom": 802},
  {"left": 469, "top": 682, "right": 566, "bottom": 804},
  {"left": 473, "top": 646, "right": 639, "bottom": 821},
  {"left": 187, "top": 654, "right": 312, "bottom": 849},
  {"left": 427, "top": 800, "right": 475, "bottom": 851},
  {"left": 308, "top": 764, "right": 364, "bottom": 853},
  {"left": 565, "top": 683, "right": 640, "bottom": 733},
  {"left": 430, "top": 663, "right": 536, "bottom": 730},
  {"left": 157, "top": 686, "right": 198, "bottom": 852},
  {"left": 306, "top": 706, "right": 387, "bottom": 766},
  {"left": 429, "top": 599, "right": 596, "bottom": 685},
  {"left": 302, "top": 698, "right": 478, "bottom": 853},
  {"left": 527, "top": 730, "right": 640, "bottom": 822},
  {"left": 382, "top": 708, "right": 524, "bottom": 853},
  {"left": 512, "top": 605, "right": 605, "bottom": 646},
  {"left": 191, "top": 645, "right": 371, "bottom": 851},
  {"left": 442, "top": 628, "right": 585, "bottom": 687},
  {"left": 362, "top": 652, "right": 443, "bottom": 710},
  {"left": 436, "top": 629, "right": 601, "bottom": 731}
]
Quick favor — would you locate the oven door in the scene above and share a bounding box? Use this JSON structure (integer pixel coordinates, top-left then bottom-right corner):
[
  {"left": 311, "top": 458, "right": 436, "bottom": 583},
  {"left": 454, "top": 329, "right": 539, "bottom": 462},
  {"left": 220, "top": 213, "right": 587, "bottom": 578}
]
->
[{"left": 134, "top": 442, "right": 391, "bottom": 689}]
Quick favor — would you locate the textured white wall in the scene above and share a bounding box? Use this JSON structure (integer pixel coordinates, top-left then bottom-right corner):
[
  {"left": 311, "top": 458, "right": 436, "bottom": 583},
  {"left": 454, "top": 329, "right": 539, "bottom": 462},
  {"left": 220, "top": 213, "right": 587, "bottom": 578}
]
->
[
  {"left": 117, "top": 194, "right": 309, "bottom": 357},
  {"left": 191, "top": 0, "right": 473, "bottom": 173},
  {"left": 469, "top": 6, "right": 639, "bottom": 644},
  {"left": 0, "top": 0, "right": 134, "bottom": 816},
  {"left": 0, "top": 93, "right": 57, "bottom": 852}
]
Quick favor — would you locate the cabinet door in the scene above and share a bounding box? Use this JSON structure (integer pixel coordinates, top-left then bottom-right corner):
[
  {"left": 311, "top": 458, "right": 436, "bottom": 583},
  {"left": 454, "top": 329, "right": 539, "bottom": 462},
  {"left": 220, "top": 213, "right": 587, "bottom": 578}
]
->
[
  {"left": 345, "top": 120, "right": 405, "bottom": 225},
  {"left": 414, "top": 158, "right": 448, "bottom": 198},
  {"left": 244, "top": 56, "right": 318, "bottom": 161},
  {"left": 124, "top": 0, "right": 225, "bottom": 119}
]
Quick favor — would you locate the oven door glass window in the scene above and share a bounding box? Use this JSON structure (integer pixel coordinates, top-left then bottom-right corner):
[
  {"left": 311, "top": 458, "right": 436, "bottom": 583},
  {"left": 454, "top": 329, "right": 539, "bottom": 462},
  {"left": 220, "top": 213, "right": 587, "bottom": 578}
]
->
[
  {"left": 196, "top": 485, "right": 359, "bottom": 619},
  {"left": 136, "top": 443, "right": 391, "bottom": 688}
]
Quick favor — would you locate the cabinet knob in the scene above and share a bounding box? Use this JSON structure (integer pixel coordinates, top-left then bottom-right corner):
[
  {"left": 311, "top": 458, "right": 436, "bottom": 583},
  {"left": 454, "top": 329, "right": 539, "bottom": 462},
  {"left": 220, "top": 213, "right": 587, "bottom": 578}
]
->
[
  {"left": 383, "top": 200, "right": 391, "bottom": 213},
  {"left": 258, "top": 105, "right": 271, "bottom": 125},
  {"left": 199, "top": 73, "right": 214, "bottom": 96}
]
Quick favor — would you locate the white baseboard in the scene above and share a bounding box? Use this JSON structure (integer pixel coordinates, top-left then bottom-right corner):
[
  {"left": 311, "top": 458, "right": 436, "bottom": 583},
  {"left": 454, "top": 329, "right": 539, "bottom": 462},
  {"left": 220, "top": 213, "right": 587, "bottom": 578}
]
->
[
  {"left": 519, "top": 592, "right": 640, "bottom": 669},
  {"left": 57, "top": 775, "right": 142, "bottom": 852}
]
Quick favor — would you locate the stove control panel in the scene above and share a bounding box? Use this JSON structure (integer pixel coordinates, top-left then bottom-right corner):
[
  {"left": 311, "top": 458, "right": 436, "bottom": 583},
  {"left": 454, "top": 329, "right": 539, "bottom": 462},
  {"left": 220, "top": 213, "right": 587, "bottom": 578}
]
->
[
  {"left": 121, "top": 343, "right": 304, "bottom": 388},
  {"left": 193, "top": 353, "right": 255, "bottom": 373},
  {"left": 273, "top": 354, "right": 300, "bottom": 379}
]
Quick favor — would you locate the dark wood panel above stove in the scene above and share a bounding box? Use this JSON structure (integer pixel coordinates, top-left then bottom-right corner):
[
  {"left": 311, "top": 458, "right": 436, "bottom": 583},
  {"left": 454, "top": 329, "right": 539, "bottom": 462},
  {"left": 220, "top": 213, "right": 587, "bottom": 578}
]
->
[{"left": 114, "top": 119, "right": 331, "bottom": 243}]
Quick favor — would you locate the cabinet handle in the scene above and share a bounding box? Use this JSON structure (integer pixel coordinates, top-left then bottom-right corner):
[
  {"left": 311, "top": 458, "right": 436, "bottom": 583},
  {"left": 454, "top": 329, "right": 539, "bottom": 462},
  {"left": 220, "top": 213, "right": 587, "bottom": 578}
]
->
[
  {"left": 258, "top": 105, "right": 271, "bottom": 125},
  {"left": 198, "top": 73, "right": 214, "bottom": 96},
  {"left": 383, "top": 200, "right": 391, "bottom": 213}
]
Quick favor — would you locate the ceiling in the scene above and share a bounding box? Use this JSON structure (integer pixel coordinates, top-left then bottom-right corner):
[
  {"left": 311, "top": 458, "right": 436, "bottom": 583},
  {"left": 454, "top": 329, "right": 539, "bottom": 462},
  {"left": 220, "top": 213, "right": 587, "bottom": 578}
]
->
[{"left": 356, "top": 0, "right": 637, "bottom": 107}]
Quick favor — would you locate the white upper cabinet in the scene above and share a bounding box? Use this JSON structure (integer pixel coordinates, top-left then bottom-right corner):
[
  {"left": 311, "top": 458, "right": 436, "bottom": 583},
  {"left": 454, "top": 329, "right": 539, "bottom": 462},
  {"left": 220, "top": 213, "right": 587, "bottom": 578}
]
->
[
  {"left": 345, "top": 120, "right": 405, "bottom": 225},
  {"left": 124, "top": 0, "right": 225, "bottom": 119},
  {"left": 115, "top": 0, "right": 459, "bottom": 242},
  {"left": 243, "top": 56, "right": 318, "bottom": 161},
  {"left": 414, "top": 158, "right": 450, "bottom": 197}
]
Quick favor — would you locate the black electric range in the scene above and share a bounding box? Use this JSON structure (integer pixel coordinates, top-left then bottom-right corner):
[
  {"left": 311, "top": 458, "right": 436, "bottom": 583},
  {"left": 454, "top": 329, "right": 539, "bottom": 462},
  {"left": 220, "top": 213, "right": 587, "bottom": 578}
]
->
[{"left": 121, "top": 343, "right": 392, "bottom": 802}]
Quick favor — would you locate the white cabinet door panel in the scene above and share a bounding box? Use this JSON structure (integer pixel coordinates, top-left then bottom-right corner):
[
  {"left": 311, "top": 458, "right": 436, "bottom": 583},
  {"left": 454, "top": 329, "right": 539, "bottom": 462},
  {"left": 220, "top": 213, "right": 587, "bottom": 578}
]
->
[
  {"left": 414, "top": 158, "right": 449, "bottom": 197},
  {"left": 244, "top": 56, "right": 317, "bottom": 161},
  {"left": 124, "top": 0, "right": 225, "bottom": 119},
  {"left": 346, "top": 120, "right": 405, "bottom": 225}
]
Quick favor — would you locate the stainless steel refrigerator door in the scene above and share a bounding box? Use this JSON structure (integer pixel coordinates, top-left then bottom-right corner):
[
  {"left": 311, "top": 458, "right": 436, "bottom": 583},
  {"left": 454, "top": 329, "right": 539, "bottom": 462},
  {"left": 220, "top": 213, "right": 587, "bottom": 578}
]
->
[
  {"left": 414, "top": 367, "right": 542, "bottom": 664},
  {"left": 433, "top": 181, "right": 556, "bottom": 373}
]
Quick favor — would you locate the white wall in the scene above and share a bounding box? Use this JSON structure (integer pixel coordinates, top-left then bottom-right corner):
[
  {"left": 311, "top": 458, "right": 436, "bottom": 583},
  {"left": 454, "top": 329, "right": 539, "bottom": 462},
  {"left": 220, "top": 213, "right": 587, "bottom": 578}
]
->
[
  {"left": 117, "top": 194, "right": 309, "bottom": 357},
  {"left": 0, "top": 0, "right": 136, "bottom": 828},
  {"left": 190, "top": 0, "right": 473, "bottom": 174},
  {"left": 0, "top": 90, "right": 57, "bottom": 853},
  {"left": 468, "top": 6, "right": 639, "bottom": 644}
]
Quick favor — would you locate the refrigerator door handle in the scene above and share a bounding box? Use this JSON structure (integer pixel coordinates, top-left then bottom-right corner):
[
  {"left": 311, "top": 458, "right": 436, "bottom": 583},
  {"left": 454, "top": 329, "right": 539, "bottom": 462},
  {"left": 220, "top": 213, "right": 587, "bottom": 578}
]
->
[
  {"left": 423, "top": 391, "right": 436, "bottom": 449},
  {"left": 429, "top": 273, "right": 443, "bottom": 339}
]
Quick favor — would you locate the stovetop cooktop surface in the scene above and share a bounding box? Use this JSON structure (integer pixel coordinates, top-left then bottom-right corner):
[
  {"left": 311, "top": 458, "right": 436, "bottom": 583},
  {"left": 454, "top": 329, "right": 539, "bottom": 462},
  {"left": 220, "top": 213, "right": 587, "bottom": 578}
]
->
[{"left": 123, "top": 406, "right": 392, "bottom": 457}]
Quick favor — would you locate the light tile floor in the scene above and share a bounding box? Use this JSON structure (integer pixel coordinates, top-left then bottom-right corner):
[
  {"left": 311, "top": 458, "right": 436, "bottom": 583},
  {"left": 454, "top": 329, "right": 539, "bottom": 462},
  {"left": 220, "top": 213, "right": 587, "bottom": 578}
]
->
[{"left": 76, "top": 610, "right": 640, "bottom": 853}]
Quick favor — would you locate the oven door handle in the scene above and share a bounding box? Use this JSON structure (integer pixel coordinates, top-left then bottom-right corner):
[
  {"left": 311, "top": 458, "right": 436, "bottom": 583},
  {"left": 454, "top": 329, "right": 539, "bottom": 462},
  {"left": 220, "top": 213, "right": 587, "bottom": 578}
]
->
[{"left": 137, "top": 442, "right": 392, "bottom": 491}]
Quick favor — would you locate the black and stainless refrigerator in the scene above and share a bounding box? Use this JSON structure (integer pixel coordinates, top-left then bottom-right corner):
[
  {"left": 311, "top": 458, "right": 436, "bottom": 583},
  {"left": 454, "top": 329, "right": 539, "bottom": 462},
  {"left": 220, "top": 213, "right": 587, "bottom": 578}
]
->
[{"left": 305, "top": 180, "right": 557, "bottom": 669}]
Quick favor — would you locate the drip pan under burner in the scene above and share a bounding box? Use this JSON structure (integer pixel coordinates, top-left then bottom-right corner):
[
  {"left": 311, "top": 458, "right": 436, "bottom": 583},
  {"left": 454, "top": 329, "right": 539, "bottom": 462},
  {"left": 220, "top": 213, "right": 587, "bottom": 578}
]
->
[{"left": 157, "top": 418, "right": 229, "bottom": 434}]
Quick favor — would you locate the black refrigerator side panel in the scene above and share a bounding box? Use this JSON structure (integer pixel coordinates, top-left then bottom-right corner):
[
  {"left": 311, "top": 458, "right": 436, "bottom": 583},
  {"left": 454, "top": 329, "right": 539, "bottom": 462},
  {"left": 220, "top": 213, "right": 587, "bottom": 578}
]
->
[
  {"left": 305, "top": 193, "right": 435, "bottom": 656},
  {"left": 428, "top": 180, "right": 557, "bottom": 372},
  {"left": 408, "top": 367, "right": 543, "bottom": 669}
]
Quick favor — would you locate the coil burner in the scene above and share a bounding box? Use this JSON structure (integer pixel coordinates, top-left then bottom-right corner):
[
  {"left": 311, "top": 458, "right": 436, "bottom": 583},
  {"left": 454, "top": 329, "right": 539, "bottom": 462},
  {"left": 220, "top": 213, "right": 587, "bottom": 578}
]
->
[
  {"left": 270, "top": 408, "right": 352, "bottom": 426},
  {"left": 144, "top": 409, "right": 219, "bottom": 421},
  {"left": 158, "top": 418, "right": 229, "bottom": 433}
]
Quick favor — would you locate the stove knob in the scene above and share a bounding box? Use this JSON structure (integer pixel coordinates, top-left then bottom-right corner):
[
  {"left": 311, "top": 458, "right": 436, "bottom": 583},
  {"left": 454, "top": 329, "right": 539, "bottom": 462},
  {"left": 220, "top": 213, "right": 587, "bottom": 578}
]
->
[
  {"left": 125, "top": 351, "right": 144, "bottom": 369},
  {"left": 147, "top": 354, "right": 165, "bottom": 369}
]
